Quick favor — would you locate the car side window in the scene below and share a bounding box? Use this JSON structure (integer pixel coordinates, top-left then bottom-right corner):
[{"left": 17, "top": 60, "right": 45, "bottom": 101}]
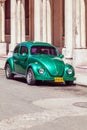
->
[
  {"left": 14, "top": 45, "right": 19, "bottom": 53},
  {"left": 20, "top": 46, "right": 28, "bottom": 55}
]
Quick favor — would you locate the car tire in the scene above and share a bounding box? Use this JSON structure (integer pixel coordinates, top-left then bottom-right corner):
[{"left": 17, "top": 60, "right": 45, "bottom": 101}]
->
[
  {"left": 26, "top": 68, "right": 36, "bottom": 85},
  {"left": 5, "top": 64, "right": 14, "bottom": 79},
  {"left": 65, "top": 81, "right": 73, "bottom": 86}
]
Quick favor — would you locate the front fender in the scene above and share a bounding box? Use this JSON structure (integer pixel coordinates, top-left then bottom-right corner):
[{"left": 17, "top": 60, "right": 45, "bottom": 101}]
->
[
  {"left": 26, "top": 63, "right": 42, "bottom": 74},
  {"left": 5, "top": 57, "right": 14, "bottom": 72},
  {"left": 63, "top": 64, "right": 75, "bottom": 81}
]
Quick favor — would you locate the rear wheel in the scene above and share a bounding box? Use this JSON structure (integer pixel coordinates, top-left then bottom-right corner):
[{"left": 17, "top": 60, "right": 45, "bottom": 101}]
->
[
  {"left": 26, "top": 68, "right": 36, "bottom": 85},
  {"left": 5, "top": 64, "right": 14, "bottom": 79},
  {"left": 65, "top": 81, "right": 73, "bottom": 86}
]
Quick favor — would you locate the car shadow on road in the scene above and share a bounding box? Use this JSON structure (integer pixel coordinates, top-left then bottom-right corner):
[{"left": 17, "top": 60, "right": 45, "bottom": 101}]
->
[
  {"left": 14, "top": 76, "right": 76, "bottom": 87},
  {"left": 36, "top": 81, "right": 76, "bottom": 87}
]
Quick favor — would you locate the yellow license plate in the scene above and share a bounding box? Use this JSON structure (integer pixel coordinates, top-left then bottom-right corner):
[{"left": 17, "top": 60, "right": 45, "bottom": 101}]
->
[{"left": 54, "top": 77, "right": 64, "bottom": 82}]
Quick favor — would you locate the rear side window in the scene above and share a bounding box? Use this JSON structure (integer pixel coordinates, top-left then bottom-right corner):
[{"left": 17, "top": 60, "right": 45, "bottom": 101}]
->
[
  {"left": 14, "top": 46, "right": 20, "bottom": 53},
  {"left": 20, "top": 46, "right": 28, "bottom": 54}
]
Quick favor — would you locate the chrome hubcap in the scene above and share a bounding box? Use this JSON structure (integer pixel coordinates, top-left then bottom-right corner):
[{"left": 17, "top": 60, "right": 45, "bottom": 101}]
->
[
  {"left": 6, "top": 66, "right": 10, "bottom": 77},
  {"left": 27, "top": 71, "right": 32, "bottom": 83}
]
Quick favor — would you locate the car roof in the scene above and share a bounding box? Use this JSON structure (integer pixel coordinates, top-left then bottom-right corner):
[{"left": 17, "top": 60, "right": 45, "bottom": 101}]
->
[{"left": 20, "top": 41, "right": 55, "bottom": 48}]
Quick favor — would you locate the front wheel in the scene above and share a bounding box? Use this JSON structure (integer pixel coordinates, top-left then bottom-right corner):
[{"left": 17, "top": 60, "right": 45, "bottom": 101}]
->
[
  {"left": 5, "top": 64, "right": 14, "bottom": 79},
  {"left": 26, "top": 68, "right": 36, "bottom": 85},
  {"left": 65, "top": 81, "right": 73, "bottom": 86}
]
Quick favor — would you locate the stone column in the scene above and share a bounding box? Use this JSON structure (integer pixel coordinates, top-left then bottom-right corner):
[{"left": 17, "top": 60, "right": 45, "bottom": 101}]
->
[
  {"left": 8, "top": 0, "right": 25, "bottom": 56},
  {"left": 80, "top": 0, "right": 86, "bottom": 48},
  {"left": 46, "top": 0, "right": 51, "bottom": 43},
  {"left": 0, "top": 0, "right": 5, "bottom": 42},
  {"left": 0, "top": 0, "right": 6, "bottom": 55},
  {"left": 21, "top": 0, "right": 25, "bottom": 41},
  {"left": 42, "top": 0, "right": 51, "bottom": 43},
  {"left": 17, "top": 0, "right": 21, "bottom": 43},
  {"left": 65, "top": 0, "right": 73, "bottom": 59},
  {"left": 73, "top": 0, "right": 87, "bottom": 66},
  {"left": 76, "top": 0, "right": 86, "bottom": 48},
  {"left": 34, "top": 0, "right": 41, "bottom": 41},
  {"left": 43, "top": 0, "right": 47, "bottom": 42},
  {"left": 75, "top": 0, "right": 81, "bottom": 48},
  {"left": 16, "top": 0, "right": 25, "bottom": 43},
  {"left": 34, "top": 0, "right": 51, "bottom": 43},
  {"left": 10, "top": 0, "right": 17, "bottom": 51}
]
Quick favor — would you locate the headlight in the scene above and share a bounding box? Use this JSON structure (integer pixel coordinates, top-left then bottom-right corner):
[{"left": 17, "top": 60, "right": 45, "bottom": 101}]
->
[
  {"left": 67, "top": 69, "right": 73, "bottom": 74},
  {"left": 39, "top": 68, "right": 44, "bottom": 74}
]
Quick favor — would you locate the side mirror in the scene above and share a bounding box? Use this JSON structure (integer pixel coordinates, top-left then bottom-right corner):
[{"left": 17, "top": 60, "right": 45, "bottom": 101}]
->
[{"left": 59, "top": 54, "right": 64, "bottom": 59}]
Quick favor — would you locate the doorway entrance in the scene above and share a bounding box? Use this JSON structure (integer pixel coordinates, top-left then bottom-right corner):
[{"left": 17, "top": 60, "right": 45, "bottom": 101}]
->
[
  {"left": 25, "top": 0, "right": 34, "bottom": 41},
  {"left": 51, "top": 0, "right": 64, "bottom": 52},
  {"left": 5, "top": 0, "right": 34, "bottom": 53}
]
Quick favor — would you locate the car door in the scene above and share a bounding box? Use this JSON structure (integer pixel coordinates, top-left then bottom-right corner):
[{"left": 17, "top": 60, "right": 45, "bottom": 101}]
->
[
  {"left": 18, "top": 46, "right": 29, "bottom": 74},
  {"left": 13, "top": 45, "right": 21, "bottom": 73}
]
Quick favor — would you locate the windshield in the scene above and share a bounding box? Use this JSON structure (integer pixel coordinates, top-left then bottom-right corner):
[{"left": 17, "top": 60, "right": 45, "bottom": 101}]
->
[{"left": 31, "top": 46, "right": 58, "bottom": 56}]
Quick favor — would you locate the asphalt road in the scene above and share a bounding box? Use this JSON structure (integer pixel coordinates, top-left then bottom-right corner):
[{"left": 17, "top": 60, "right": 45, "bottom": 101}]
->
[{"left": 0, "top": 73, "right": 87, "bottom": 130}]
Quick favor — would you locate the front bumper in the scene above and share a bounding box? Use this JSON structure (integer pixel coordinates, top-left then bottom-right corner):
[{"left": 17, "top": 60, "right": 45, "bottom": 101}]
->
[{"left": 35, "top": 74, "right": 76, "bottom": 83}]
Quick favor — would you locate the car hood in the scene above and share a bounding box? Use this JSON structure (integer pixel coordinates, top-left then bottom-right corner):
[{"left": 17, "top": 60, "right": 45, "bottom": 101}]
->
[{"left": 31, "top": 55, "right": 65, "bottom": 76}]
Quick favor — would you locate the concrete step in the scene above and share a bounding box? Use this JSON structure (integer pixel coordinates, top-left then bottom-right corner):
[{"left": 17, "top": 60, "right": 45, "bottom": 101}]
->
[{"left": 76, "top": 65, "right": 87, "bottom": 73}]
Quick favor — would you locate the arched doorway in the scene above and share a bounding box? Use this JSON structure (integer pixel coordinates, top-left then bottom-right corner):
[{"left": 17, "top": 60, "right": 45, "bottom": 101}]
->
[
  {"left": 5, "top": 0, "right": 10, "bottom": 53},
  {"left": 25, "top": 0, "right": 34, "bottom": 41},
  {"left": 51, "top": 0, "right": 64, "bottom": 52},
  {"left": 5, "top": 0, "right": 34, "bottom": 53}
]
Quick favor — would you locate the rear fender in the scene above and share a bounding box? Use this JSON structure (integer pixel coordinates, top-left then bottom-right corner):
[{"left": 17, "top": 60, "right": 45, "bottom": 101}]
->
[{"left": 5, "top": 57, "right": 14, "bottom": 72}]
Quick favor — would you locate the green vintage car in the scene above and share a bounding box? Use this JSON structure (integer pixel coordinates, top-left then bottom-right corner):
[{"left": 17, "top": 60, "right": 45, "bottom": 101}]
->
[{"left": 5, "top": 41, "right": 76, "bottom": 85}]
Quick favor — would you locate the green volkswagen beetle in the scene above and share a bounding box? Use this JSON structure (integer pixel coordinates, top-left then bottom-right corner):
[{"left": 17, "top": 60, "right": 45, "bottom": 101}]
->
[{"left": 5, "top": 41, "right": 76, "bottom": 85}]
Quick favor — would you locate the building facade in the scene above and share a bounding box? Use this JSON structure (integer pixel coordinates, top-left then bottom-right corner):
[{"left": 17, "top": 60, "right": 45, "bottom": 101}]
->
[{"left": 0, "top": 0, "right": 87, "bottom": 67}]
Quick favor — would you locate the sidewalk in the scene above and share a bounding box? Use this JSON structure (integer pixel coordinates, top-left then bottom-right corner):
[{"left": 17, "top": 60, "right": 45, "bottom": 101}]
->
[
  {"left": 75, "top": 73, "right": 87, "bottom": 86},
  {"left": 0, "top": 69, "right": 5, "bottom": 75},
  {"left": 75, "top": 66, "right": 87, "bottom": 87}
]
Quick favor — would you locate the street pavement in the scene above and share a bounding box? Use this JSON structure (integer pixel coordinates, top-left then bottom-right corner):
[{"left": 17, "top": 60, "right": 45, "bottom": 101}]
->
[
  {"left": 0, "top": 68, "right": 87, "bottom": 87},
  {"left": 0, "top": 74, "right": 87, "bottom": 130}
]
